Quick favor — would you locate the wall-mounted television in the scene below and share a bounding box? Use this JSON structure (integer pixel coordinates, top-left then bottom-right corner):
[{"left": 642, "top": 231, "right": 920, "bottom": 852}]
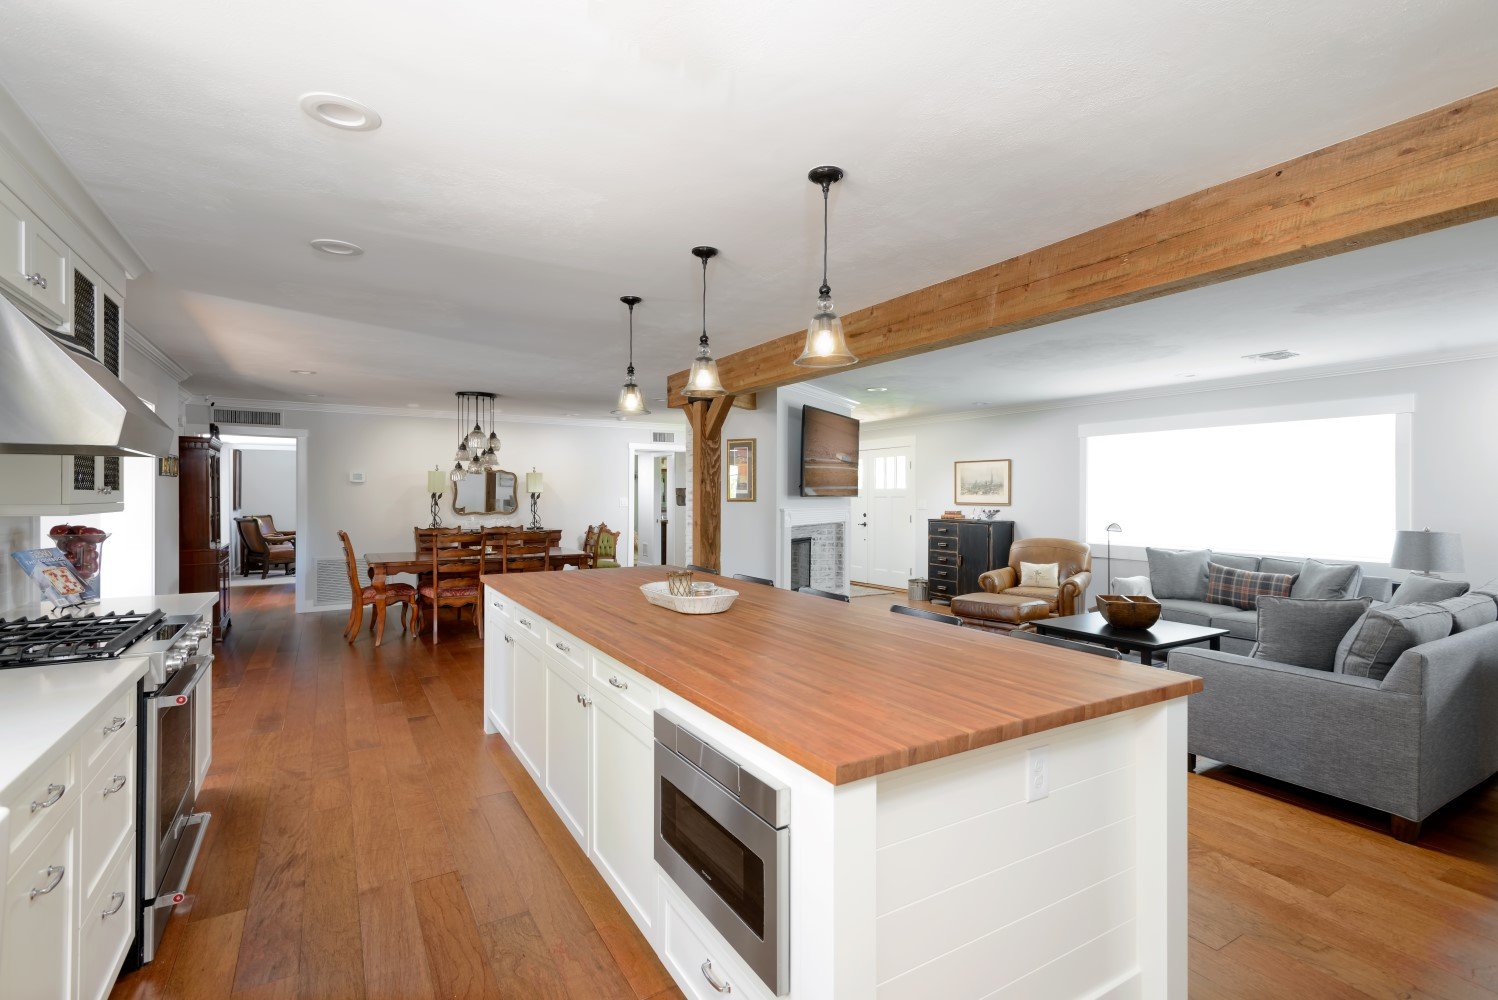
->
[{"left": 799, "top": 405, "right": 859, "bottom": 497}]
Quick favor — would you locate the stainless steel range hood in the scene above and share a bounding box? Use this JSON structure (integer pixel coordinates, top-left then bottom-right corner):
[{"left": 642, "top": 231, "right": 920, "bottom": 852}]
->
[{"left": 0, "top": 291, "right": 174, "bottom": 457}]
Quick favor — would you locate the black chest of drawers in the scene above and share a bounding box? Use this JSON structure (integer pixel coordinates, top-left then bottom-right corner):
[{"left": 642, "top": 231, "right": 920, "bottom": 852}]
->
[{"left": 927, "top": 519, "right": 1014, "bottom": 604}]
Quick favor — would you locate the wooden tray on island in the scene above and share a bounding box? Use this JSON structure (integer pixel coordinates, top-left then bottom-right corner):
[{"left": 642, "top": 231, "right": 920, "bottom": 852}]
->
[{"left": 640, "top": 581, "right": 739, "bottom": 615}]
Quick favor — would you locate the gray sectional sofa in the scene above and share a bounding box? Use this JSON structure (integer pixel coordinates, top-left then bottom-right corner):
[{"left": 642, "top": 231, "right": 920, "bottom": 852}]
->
[
  {"left": 1142, "top": 549, "right": 1393, "bottom": 655},
  {"left": 1171, "top": 585, "right": 1498, "bottom": 839}
]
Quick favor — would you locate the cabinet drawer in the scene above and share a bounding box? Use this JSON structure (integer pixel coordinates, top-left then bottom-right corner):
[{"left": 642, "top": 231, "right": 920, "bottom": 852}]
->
[
  {"left": 545, "top": 624, "right": 589, "bottom": 674},
  {"left": 5, "top": 748, "right": 75, "bottom": 862},
  {"left": 590, "top": 654, "right": 657, "bottom": 725},
  {"left": 78, "top": 836, "right": 134, "bottom": 1000},
  {"left": 929, "top": 520, "right": 959, "bottom": 538},
  {"left": 928, "top": 535, "right": 957, "bottom": 553},
  {"left": 485, "top": 589, "right": 511, "bottom": 623},
  {"left": 79, "top": 734, "right": 134, "bottom": 906},
  {"left": 929, "top": 580, "right": 955, "bottom": 601},
  {"left": 928, "top": 550, "right": 957, "bottom": 568},
  {"left": 80, "top": 686, "right": 134, "bottom": 778},
  {"left": 509, "top": 603, "right": 543, "bottom": 641},
  {"left": 2, "top": 801, "right": 77, "bottom": 1000},
  {"left": 662, "top": 888, "right": 772, "bottom": 1000},
  {"left": 928, "top": 564, "right": 957, "bottom": 584}
]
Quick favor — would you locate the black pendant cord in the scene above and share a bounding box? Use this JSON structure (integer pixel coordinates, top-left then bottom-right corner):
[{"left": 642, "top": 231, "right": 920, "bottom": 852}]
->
[
  {"left": 626, "top": 300, "right": 636, "bottom": 377},
  {"left": 700, "top": 256, "right": 710, "bottom": 348},
  {"left": 820, "top": 179, "right": 832, "bottom": 298}
]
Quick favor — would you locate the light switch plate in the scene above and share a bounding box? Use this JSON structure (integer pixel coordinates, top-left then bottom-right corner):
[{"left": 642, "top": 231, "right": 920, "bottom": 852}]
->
[{"left": 619, "top": 496, "right": 629, "bottom": 508}]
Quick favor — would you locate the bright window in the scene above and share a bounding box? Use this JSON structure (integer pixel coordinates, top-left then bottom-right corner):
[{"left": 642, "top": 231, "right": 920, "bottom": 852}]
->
[{"left": 1084, "top": 413, "right": 1398, "bottom": 562}]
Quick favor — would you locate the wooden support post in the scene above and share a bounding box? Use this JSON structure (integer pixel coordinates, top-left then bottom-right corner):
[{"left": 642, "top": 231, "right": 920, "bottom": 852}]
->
[{"left": 685, "top": 395, "right": 734, "bottom": 572}]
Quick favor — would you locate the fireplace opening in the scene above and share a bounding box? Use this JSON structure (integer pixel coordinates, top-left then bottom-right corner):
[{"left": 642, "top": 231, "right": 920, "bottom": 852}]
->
[{"left": 790, "top": 537, "right": 812, "bottom": 591}]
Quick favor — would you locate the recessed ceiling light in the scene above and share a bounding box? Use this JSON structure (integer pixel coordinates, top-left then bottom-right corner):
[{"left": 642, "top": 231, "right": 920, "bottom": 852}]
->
[
  {"left": 406, "top": 403, "right": 421, "bottom": 408},
  {"left": 305, "top": 393, "right": 321, "bottom": 397},
  {"left": 310, "top": 238, "right": 363, "bottom": 256},
  {"left": 1176, "top": 373, "right": 1198, "bottom": 379},
  {"left": 1242, "top": 349, "right": 1300, "bottom": 362},
  {"left": 291, "top": 369, "right": 316, "bottom": 375},
  {"left": 299, "top": 93, "right": 382, "bottom": 131},
  {"left": 865, "top": 387, "right": 888, "bottom": 393}
]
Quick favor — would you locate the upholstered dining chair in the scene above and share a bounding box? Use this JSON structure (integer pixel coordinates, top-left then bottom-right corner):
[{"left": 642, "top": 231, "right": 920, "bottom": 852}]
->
[
  {"left": 420, "top": 530, "right": 485, "bottom": 643},
  {"left": 891, "top": 604, "right": 963, "bottom": 626},
  {"left": 338, "top": 530, "right": 416, "bottom": 646},
  {"left": 237, "top": 516, "right": 295, "bottom": 578},
  {"left": 1005, "top": 628, "right": 1121, "bottom": 659},
  {"left": 591, "top": 523, "right": 622, "bottom": 569}
]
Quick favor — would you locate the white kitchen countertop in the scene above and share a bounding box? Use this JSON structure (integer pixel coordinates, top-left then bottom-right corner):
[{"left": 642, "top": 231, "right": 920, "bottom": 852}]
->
[{"left": 1, "top": 591, "right": 218, "bottom": 620}]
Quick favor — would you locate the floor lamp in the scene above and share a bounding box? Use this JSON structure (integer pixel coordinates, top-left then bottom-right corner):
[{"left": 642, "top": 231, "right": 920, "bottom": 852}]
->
[{"left": 1105, "top": 522, "right": 1123, "bottom": 593}]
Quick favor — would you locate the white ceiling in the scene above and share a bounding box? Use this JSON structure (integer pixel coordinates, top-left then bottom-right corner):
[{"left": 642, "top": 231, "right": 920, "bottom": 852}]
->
[
  {"left": 0, "top": 0, "right": 1495, "bottom": 419},
  {"left": 814, "top": 216, "right": 1498, "bottom": 421}
]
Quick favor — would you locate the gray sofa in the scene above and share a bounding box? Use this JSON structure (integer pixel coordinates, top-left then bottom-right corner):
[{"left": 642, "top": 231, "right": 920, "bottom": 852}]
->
[
  {"left": 1143, "top": 550, "right": 1393, "bottom": 654},
  {"left": 1171, "top": 587, "right": 1498, "bottom": 839}
]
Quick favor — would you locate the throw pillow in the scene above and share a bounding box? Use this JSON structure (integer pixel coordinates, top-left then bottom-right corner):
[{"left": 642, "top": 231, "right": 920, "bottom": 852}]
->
[
  {"left": 1259, "top": 556, "right": 1305, "bottom": 577},
  {"left": 1110, "top": 575, "right": 1153, "bottom": 597},
  {"left": 1146, "top": 548, "right": 1211, "bottom": 601},
  {"left": 1205, "top": 562, "right": 1296, "bottom": 611},
  {"left": 1019, "top": 562, "right": 1060, "bottom": 587},
  {"left": 1290, "top": 559, "right": 1364, "bottom": 600},
  {"left": 1434, "top": 593, "right": 1496, "bottom": 633},
  {"left": 1335, "top": 604, "right": 1454, "bottom": 681},
  {"left": 1252, "top": 597, "right": 1371, "bottom": 671},
  {"left": 1389, "top": 575, "right": 1470, "bottom": 605}
]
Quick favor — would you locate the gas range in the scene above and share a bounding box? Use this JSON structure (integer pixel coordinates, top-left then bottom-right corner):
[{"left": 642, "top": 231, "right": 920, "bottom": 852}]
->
[{"left": 0, "top": 608, "right": 210, "bottom": 690}]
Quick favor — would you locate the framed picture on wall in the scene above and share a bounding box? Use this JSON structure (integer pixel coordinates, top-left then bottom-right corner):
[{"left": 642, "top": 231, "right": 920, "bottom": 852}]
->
[
  {"left": 232, "top": 449, "right": 243, "bottom": 509},
  {"left": 954, "top": 458, "right": 1011, "bottom": 505},
  {"left": 726, "top": 438, "right": 756, "bottom": 502}
]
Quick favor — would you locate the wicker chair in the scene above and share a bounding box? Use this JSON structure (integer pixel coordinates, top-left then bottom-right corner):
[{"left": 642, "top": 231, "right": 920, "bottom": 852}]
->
[{"left": 338, "top": 530, "right": 416, "bottom": 646}]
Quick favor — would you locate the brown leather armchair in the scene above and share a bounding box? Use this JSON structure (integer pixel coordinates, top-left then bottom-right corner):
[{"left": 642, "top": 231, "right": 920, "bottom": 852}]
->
[
  {"left": 978, "top": 537, "right": 1092, "bottom": 616},
  {"left": 236, "top": 516, "right": 295, "bottom": 578}
]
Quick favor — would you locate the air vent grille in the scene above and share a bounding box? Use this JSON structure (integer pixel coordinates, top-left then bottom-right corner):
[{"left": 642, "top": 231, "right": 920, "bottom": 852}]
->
[
  {"left": 315, "top": 558, "right": 364, "bottom": 606},
  {"left": 73, "top": 270, "right": 95, "bottom": 356},
  {"left": 213, "top": 408, "right": 283, "bottom": 427},
  {"left": 1242, "top": 349, "right": 1300, "bottom": 362},
  {"left": 102, "top": 457, "right": 121, "bottom": 492},
  {"left": 102, "top": 296, "right": 121, "bottom": 376},
  {"left": 72, "top": 456, "right": 95, "bottom": 491},
  {"left": 652, "top": 431, "right": 676, "bottom": 443}
]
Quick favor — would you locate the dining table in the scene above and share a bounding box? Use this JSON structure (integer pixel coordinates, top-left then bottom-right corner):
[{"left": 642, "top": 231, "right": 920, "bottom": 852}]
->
[{"left": 363, "top": 547, "right": 591, "bottom": 594}]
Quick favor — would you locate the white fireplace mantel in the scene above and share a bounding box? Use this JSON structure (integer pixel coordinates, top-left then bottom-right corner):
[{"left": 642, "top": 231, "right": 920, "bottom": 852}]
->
[{"left": 776, "top": 503, "right": 851, "bottom": 591}]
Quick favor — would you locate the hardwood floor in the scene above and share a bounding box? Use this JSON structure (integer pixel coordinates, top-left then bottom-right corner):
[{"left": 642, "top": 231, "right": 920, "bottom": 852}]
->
[{"left": 112, "top": 582, "right": 1498, "bottom": 999}]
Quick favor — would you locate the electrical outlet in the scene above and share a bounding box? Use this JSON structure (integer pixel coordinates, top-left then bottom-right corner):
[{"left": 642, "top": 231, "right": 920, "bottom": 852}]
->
[{"left": 1026, "top": 746, "right": 1049, "bottom": 802}]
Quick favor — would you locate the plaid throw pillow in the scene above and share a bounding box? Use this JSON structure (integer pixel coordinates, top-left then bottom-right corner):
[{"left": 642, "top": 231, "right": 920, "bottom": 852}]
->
[{"left": 1206, "top": 562, "right": 1295, "bottom": 611}]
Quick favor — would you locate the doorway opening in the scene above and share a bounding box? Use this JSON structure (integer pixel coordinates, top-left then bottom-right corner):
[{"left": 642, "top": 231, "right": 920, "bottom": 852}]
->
[
  {"left": 628, "top": 448, "right": 682, "bottom": 566},
  {"left": 219, "top": 433, "right": 301, "bottom": 597},
  {"left": 849, "top": 443, "right": 914, "bottom": 591}
]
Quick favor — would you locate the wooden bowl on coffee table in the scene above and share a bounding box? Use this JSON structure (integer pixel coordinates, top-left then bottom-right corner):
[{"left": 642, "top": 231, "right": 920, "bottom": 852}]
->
[{"left": 1096, "top": 594, "right": 1163, "bottom": 629}]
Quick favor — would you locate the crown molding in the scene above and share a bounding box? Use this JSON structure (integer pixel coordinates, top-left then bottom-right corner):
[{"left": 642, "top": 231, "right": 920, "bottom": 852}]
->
[
  {"left": 191, "top": 394, "right": 687, "bottom": 431},
  {"left": 0, "top": 84, "right": 150, "bottom": 280},
  {"left": 123, "top": 323, "right": 191, "bottom": 382},
  {"left": 858, "top": 347, "right": 1498, "bottom": 432},
  {"left": 779, "top": 382, "right": 859, "bottom": 412}
]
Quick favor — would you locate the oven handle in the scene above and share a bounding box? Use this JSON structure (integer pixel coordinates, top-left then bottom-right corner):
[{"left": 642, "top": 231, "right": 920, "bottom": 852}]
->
[
  {"left": 148, "top": 658, "right": 208, "bottom": 710},
  {"left": 149, "top": 811, "right": 210, "bottom": 909}
]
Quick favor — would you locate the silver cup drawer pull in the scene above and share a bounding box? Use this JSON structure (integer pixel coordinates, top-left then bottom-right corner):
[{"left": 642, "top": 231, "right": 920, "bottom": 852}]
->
[
  {"left": 519, "top": 617, "right": 533, "bottom": 627},
  {"left": 29, "top": 866, "right": 65, "bottom": 900},
  {"left": 103, "top": 715, "right": 128, "bottom": 736},
  {"left": 608, "top": 675, "right": 628, "bottom": 690},
  {"left": 103, "top": 774, "right": 128, "bottom": 796},
  {"left": 102, "top": 891, "right": 126, "bottom": 917},
  {"left": 30, "top": 783, "right": 65, "bottom": 813},
  {"left": 701, "top": 959, "right": 733, "bottom": 993}
]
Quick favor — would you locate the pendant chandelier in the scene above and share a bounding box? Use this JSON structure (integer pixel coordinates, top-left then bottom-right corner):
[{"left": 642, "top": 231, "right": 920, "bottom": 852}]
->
[
  {"left": 449, "top": 390, "right": 500, "bottom": 482},
  {"left": 794, "top": 165, "right": 857, "bottom": 368},
  {"left": 612, "top": 295, "right": 650, "bottom": 416},
  {"left": 683, "top": 245, "right": 726, "bottom": 398}
]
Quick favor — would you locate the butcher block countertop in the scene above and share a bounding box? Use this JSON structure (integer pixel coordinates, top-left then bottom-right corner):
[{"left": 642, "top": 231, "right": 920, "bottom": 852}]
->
[{"left": 482, "top": 567, "right": 1202, "bottom": 784}]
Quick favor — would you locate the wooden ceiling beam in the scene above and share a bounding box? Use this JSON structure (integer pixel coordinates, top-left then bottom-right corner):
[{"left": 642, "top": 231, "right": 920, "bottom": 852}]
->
[{"left": 668, "top": 87, "right": 1498, "bottom": 406}]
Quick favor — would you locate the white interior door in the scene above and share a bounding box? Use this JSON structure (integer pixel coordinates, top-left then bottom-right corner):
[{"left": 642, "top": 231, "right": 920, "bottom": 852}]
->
[{"left": 856, "top": 447, "right": 913, "bottom": 589}]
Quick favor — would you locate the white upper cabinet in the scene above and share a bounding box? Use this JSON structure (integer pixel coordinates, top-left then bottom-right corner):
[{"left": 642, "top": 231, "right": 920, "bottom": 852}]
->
[
  {"left": 0, "top": 184, "right": 26, "bottom": 294},
  {"left": 0, "top": 180, "right": 70, "bottom": 326},
  {"left": 26, "top": 219, "right": 68, "bottom": 322}
]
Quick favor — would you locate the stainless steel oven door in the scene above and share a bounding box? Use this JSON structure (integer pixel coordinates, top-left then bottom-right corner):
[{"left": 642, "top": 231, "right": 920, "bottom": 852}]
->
[{"left": 655, "top": 740, "right": 790, "bottom": 996}]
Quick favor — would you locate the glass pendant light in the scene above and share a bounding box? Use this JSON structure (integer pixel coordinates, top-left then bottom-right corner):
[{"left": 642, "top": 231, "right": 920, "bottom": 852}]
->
[
  {"left": 479, "top": 394, "right": 501, "bottom": 469},
  {"left": 612, "top": 295, "right": 651, "bottom": 416},
  {"left": 683, "top": 246, "right": 725, "bottom": 398},
  {"left": 794, "top": 165, "right": 857, "bottom": 368}
]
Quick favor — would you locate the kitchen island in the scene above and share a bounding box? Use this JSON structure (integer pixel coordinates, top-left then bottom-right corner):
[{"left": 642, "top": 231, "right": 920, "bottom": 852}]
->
[{"left": 482, "top": 568, "right": 1200, "bottom": 1000}]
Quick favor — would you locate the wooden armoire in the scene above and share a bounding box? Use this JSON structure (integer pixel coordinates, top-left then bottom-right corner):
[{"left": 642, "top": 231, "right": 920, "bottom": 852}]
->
[
  {"left": 927, "top": 518, "right": 1015, "bottom": 604},
  {"left": 178, "top": 434, "right": 231, "bottom": 639}
]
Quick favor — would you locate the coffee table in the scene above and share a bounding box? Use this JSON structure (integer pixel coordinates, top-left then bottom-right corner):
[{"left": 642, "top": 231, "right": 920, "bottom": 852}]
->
[{"left": 1034, "top": 612, "right": 1227, "bottom": 666}]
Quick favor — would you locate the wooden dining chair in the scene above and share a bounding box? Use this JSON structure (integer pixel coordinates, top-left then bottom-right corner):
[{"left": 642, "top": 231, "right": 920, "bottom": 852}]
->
[
  {"left": 504, "top": 529, "right": 553, "bottom": 573},
  {"left": 582, "top": 524, "right": 599, "bottom": 565},
  {"left": 339, "top": 530, "right": 417, "bottom": 646},
  {"left": 419, "top": 530, "right": 484, "bottom": 643}
]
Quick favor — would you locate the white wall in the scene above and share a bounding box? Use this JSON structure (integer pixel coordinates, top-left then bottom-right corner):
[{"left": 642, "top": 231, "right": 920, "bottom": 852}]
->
[
  {"left": 117, "top": 331, "right": 186, "bottom": 594},
  {"left": 719, "top": 394, "right": 779, "bottom": 580},
  {"left": 0, "top": 515, "right": 36, "bottom": 611},
  {"left": 861, "top": 356, "right": 1498, "bottom": 594},
  {"left": 239, "top": 448, "right": 296, "bottom": 529},
  {"left": 188, "top": 404, "right": 681, "bottom": 608}
]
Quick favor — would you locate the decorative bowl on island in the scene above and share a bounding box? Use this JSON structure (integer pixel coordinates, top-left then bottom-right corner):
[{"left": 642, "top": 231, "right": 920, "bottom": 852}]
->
[
  {"left": 641, "top": 581, "right": 738, "bottom": 615},
  {"left": 1096, "top": 594, "right": 1163, "bottom": 629}
]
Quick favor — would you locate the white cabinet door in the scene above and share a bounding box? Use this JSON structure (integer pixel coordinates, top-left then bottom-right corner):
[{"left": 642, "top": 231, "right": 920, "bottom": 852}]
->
[
  {"left": 511, "top": 636, "right": 547, "bottom": 781},
  {"left": 0, "top": 185, "right": 28, "bottom": 299},
  {"left": 195, "top": 662, "right": 213, "bottom": 790},
  {"left": 543, "top": 657, "right": 591, "bottom": 849},
  {"left": 484, "top": 628, "right": 514, "bottom": 738},
  {"left": 24, "top": 220, "right": 68, "bottom": 322},
  {"left": 0, "top": 803, "right": 77, "bottom": 1000},
  {"left": 589, "top": 694, "right": 656, "bottom": 936}
]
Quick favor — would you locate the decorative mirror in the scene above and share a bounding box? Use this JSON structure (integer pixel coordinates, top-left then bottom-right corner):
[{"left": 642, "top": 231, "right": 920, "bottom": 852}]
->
[{"left": 452, "top": 468, "right": 519, "bottom": 516}]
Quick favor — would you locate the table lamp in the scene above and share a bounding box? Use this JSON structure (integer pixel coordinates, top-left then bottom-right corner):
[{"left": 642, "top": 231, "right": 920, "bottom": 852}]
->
[
  {"left": 1391, "top": 528, "right": 1463, "bottom": 578},
  {"left": 426, "top": 467, "right": 447, "bottom": 528},
  {"left": 1105, "top": 522, "right": 1123, "bottom": 592},
  {"left": 526, "top": 469, "right": 544, "bottom": 530}
]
